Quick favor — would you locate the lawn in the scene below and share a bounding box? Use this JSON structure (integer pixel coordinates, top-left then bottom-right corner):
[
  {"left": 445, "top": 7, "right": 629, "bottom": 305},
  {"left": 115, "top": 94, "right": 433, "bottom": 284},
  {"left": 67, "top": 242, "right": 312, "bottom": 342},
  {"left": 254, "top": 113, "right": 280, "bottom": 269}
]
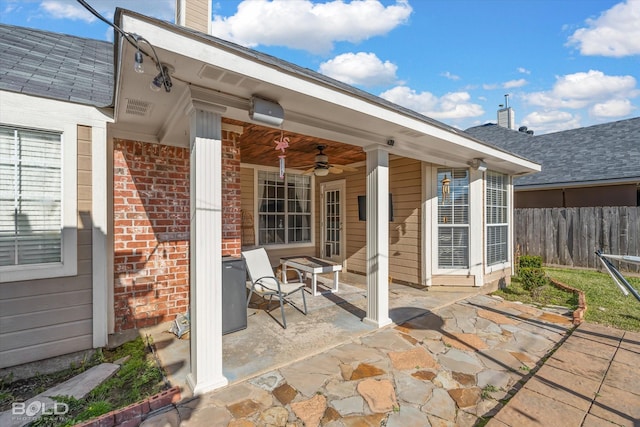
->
[
  {"left": 493, "top": 265, "right": 640, "bottom": 332},
  {"left": 545, "top": 267, "right": 640, "bottom": 332}
]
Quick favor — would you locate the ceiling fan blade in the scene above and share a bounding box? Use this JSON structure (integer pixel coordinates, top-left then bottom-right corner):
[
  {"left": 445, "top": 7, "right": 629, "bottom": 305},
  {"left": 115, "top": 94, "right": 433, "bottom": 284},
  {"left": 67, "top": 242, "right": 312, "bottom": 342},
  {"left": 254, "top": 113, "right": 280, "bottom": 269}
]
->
[
  {"left": 337, "top": 164, "right": 358, "bottom": 172},
  {"left": 302, "top": 167, "right": 315, "bottom": 175},
  {"left": 328, "top": 166, "right": 343, "bottom": 174}
]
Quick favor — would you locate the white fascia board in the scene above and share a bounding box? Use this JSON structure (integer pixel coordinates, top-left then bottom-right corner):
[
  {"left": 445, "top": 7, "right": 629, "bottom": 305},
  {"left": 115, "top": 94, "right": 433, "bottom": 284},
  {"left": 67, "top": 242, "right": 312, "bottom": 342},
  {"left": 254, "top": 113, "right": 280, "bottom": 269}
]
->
[
  {"left": 1, "top": 91, "right": 113, "bottom": 127},
  {"left": 120, "top": 14, "right": 539, "bottom": 173}
]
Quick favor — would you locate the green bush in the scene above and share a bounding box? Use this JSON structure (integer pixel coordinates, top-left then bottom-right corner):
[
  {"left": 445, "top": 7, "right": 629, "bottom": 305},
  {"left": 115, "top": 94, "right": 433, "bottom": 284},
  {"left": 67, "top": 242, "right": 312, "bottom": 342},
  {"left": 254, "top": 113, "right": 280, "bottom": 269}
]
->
[
  {"left": 519, "top": 255, "right": 542, "bottom": 269},
  {"left": 519, "top": 267, "right": 548, "bottom": 290}
]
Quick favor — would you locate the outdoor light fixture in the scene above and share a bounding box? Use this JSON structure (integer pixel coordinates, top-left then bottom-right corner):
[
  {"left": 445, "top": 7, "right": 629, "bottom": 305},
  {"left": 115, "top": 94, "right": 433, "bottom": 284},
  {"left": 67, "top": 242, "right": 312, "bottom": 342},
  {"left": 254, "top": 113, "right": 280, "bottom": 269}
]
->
[
  {"left": 469, "top": 158, "right": 487, "bottom": 172},
  {"left": 150, "top": 65, "right": 173, "bottom": 93},
  {"left": 314, "top": 167, "right": 330, "bottom": 177},
  {"left": 249, "top": 96, "right": 284, "bottom": 127},
  {"left": 441, "top": 174, "right": 450, "bottom": 203},
  {"left": 134, "top": 49, "right": 144, "bottom": 73}
]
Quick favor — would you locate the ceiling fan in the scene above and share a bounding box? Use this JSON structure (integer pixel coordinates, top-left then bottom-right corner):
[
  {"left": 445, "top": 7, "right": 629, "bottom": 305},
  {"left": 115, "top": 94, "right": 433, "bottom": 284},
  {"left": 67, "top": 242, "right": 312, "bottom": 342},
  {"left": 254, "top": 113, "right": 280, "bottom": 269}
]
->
[{"left": 300, "top": 145, "right": 358, "bottom": 176}]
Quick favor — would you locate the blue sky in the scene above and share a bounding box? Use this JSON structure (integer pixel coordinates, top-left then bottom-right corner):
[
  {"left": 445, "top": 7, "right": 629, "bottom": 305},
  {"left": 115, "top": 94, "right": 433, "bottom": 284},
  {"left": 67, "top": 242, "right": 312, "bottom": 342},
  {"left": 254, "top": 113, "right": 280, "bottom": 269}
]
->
[{"left": 1, "top": 0, "right": 639, "bottom": 134}]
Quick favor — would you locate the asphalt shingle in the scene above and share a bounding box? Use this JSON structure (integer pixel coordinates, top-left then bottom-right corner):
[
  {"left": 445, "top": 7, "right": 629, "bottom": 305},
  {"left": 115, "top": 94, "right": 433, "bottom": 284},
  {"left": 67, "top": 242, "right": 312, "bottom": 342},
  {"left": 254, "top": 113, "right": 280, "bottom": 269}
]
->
[
  {"left": 0, "top": 23, "right": 113, "bottom": 107},
  {"left": 465, "top": 119, "right": 640, "bottom": 187}
]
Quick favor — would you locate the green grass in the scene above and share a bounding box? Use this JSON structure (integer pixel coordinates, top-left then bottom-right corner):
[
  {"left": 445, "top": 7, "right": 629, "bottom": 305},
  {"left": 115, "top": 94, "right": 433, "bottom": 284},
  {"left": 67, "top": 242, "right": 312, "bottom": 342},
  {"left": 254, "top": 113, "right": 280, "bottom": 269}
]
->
[
  {"left": 493, "top": 276, "right": 578, "bottom": 309},
  {"left": 545, "top": 267, "right": 640, "bottom": 332},
  {"left": 5, "top": 337, "right": 167, "bottom": 427}
]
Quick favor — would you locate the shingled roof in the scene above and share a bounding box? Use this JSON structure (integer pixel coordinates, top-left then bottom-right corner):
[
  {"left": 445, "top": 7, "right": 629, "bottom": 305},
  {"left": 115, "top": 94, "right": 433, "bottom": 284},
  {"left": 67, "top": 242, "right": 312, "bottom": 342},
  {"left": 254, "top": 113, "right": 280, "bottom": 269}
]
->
[
  {"left": 0, "top": 23, "right": 113, "bottom": 107},
  {"left": 465, "top": 117, "right": 640, "bottom": 188}
]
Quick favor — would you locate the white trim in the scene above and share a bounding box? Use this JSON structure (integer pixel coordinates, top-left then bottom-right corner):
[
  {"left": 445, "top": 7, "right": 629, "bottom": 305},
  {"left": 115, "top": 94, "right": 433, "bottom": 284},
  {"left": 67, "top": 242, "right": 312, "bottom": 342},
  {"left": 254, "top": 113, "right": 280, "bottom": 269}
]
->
[
  {"left": 119, "top": 12, "right": 541, "bottom": 176},
  {"left": 92, "top": 125, "right": 109, "bottom": 347},
  {"left": 469, "top": 169, "right": 484, "bottom": 286},
  {"left": 320, "top": 179, "right": 346, "bottom": 265},
  {"left": 187, "top": 110, "right": 228, "bottom": 394},
  {"left": 431, "top": 167, "right": 474, "bottom": 277},
  {"left": 106, "top": 134, "right": 115, "bottom": 334},
  {"left": 363, "top": 147, "right": 391, "bottom": 328},
  {"left": 516, "top": 176, "right": 640, "bottom": 191},
  {"left": 484, "top": 171, "right": 512, "bottom": 276},
  {"left": 421, "top": 162, "right": 432, "bottom": 286},
  {"left": 252, "top": 166, "right": 315, "bottom": 248}
]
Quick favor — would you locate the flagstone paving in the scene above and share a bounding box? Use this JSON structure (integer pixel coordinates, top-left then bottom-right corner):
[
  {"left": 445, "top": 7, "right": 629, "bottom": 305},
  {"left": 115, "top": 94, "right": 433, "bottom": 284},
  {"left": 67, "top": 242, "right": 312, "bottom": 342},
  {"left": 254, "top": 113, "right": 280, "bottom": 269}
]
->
[
  {"left": 141, "top": 295, "right": 639, "bottom": 427},
  {"left": 141, "top": 294, "right": 579, "bottom": 426}
]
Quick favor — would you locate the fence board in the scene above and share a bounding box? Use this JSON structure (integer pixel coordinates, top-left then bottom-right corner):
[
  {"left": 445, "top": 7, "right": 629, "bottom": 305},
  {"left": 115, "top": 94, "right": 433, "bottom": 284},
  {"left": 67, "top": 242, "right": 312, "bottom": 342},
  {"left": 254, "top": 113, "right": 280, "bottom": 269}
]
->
[{"left": 515, "top": 207, "right": 640, "bottom": 272}]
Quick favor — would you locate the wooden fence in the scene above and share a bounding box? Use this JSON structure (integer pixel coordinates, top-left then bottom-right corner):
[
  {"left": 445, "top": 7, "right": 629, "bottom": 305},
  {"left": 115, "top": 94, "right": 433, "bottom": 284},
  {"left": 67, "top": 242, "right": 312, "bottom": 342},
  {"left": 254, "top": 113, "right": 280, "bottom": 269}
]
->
[{"left": 514, "top": 207, "right": 640, "bottom": 272}]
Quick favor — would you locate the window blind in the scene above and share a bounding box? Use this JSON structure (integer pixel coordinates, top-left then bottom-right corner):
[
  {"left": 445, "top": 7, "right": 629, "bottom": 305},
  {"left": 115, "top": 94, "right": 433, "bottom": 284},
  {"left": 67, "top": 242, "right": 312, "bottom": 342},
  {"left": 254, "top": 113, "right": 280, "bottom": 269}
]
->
[
  {"left": 257, "top": 171, "right": 311, "bottom": 245},
  {"left": 0, "top": 127, "right": 62, "bottom": 267},
  {"left": 437, "top": 168, "right": 469, "bottom": 269},
  {"left": 486, "top": 171, "right": 508, "bottom": 265}
]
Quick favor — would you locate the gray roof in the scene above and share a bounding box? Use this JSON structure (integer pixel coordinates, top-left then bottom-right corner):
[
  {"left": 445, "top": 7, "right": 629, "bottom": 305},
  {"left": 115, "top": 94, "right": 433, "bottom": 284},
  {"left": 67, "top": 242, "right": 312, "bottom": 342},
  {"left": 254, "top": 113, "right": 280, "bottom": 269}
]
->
[
  {"left": 0, "top": 23, "right": 113, "bottom": 107},
  {"left": 465, "top": 118, "right": 640, "bottom": 187}
]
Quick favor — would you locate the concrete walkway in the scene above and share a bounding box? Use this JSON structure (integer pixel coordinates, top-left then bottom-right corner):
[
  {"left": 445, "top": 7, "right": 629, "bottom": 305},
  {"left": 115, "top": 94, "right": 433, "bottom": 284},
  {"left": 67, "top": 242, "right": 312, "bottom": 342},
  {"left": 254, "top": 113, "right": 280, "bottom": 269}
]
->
[
  {"left": 488, "top": 322, "right": 640, "bottom": 427},
  {"left": 138, "top": 291, "right": 638, "bottom": 427}
]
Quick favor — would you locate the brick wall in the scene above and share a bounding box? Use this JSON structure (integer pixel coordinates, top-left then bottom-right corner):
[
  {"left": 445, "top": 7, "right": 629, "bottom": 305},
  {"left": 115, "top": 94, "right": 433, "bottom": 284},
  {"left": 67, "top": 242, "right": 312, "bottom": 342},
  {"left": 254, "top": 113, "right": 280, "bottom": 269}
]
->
[
  {"left": 222, "top": 130, "right": 242, "bottom": 256},
  {"left": 113, "top": 140, "right": 190, "bottom": 332},
  {"left": 113, "top": 132, "right": 242, "bottom": 332}
]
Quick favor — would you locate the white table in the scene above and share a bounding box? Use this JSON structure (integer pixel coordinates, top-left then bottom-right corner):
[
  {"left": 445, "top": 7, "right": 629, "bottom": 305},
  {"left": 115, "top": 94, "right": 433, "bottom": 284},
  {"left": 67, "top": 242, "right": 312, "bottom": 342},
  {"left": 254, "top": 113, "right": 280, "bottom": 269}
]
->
[{"left": 280, "top": 256, "right": 342, "bottom": 296}]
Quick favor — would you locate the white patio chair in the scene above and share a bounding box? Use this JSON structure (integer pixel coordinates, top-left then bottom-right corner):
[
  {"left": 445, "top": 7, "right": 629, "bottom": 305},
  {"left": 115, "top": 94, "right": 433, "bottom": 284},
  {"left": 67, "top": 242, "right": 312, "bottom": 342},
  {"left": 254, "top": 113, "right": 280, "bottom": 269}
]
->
[{"left": 242, "top": 248, "right": 307, "bottom": 329}]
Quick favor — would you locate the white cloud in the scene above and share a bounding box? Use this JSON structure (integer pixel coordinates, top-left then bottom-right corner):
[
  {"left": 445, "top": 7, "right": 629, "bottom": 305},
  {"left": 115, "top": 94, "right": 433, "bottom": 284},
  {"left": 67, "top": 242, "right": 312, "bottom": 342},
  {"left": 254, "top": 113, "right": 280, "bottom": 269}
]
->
[
  {"left": 483, "top": 79, "right": 527, "bottom": 90},
  {"left": 503, "top": 79, "right": 527, "bottom": 89},
  {"left": 517, "top": 67, "right": 531, "bottom": 74},
  {"left": 590, "top": 99, "right": 635, "bottom": 117},
  {"left": 319, "top": 52, "right": 398, "bottom": 86},
  {"left": 41, "top": 0, "right": 95, "bottom": 22},
  {"left": 39, "top": 0, "right": 175, "bottom": 23},
  {"left": 211, "top": 0, "right": 412, "bottom": 54},
  {"left": 524, "top": 70, "right": 637, "bottom": 110},
  {"left": 521, "top": 110, "right": 582, "bottom": 134},
  {"left": 380, "top": 86, "right": 484, "bottom": 120},
  {"left": 567, "top": 0, "right": 640, "bottom": 57},
  {"left": 441, "top": 71, "right": 460, "bottom": 81}
]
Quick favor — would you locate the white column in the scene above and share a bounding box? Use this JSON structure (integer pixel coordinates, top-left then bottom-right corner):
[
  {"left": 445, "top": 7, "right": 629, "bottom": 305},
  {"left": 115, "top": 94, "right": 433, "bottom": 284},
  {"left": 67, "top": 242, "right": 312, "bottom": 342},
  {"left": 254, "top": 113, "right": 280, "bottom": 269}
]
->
[
  {"left": 469, "top": 168, "right": 484, "bottom": 286},
  {"left": 186, "top": 108, "right": 228, "bottom": 394},
  {"left": 363, "top": 147, "right": 392, "bottom": 328},
  {"left": 421, "top": 162, "right": 433, "bottom": 287}
]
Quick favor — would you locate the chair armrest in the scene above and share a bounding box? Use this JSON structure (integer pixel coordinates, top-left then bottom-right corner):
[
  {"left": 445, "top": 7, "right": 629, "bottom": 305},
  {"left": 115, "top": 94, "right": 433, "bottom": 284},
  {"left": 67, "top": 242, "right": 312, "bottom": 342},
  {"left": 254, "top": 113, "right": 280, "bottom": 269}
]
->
[
  {"left": 281, "top": 266, "right": 304, "bottom": 283},
  {"left": 254, "top": 275, "right": 282, "bottom": 293}
]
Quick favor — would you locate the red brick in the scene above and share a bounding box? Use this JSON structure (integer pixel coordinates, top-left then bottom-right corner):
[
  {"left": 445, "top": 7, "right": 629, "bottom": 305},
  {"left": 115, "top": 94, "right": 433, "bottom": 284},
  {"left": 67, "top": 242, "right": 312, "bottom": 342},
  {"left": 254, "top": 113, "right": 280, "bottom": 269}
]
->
[{"left": 148, "top": 387, "right": 181, "bottom": 411}]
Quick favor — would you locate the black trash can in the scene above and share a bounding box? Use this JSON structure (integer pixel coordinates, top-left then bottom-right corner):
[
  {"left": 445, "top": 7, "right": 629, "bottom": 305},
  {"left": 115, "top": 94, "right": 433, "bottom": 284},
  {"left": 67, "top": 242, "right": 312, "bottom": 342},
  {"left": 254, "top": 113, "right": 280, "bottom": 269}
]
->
[{"left": 222, "top": 256, "right": 247, "bottom": 335}]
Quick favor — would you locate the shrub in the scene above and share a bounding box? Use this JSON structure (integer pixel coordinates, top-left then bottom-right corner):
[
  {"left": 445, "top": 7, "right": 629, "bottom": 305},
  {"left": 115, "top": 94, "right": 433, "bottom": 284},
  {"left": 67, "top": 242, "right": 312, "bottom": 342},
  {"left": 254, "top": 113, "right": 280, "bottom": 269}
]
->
[
  {"left": 519, "top": 255, "right": 542, "bottom": 269},
  {"left": 519, "top": 267, "right": 548, "bottom": 290}
]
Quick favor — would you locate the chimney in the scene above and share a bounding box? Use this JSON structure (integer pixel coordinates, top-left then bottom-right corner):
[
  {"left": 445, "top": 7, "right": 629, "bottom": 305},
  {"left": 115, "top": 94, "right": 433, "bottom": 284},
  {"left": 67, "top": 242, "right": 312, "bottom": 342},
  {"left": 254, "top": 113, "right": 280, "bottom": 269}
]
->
[
  {"left": 497, "top": 94, "right": 515, "bottom": 130},
  {"left": 176, "top": 0, "right": 211, "bottom": 34}
]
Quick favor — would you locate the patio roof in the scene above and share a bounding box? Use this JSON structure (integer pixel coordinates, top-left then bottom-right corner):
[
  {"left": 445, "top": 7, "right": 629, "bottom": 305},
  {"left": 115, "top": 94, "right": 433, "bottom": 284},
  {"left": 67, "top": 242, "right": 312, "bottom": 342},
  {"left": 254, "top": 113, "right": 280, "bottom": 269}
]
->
[{"left": 112, "top": 8, "right": 540, "bottom": 176}]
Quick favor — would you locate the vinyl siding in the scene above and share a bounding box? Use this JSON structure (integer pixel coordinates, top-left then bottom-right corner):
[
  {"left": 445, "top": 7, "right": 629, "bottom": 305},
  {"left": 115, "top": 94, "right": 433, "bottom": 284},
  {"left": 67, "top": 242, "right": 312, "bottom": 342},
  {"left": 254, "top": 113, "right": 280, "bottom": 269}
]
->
[
  {"left": 316, "top": 156, "right": 423, "bottom": 286},
  {"left": 0, "top": 125, "right": 93, "bottom": 368}
]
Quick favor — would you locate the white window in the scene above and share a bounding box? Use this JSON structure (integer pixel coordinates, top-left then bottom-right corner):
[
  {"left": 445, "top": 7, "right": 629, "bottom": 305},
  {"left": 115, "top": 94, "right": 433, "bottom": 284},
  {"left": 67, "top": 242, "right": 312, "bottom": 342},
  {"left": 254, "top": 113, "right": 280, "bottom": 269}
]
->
[
  {"left": 437, "top": 168, "right": 469, "bottom": 269},
  {"left": 257, "top": 171, "right": 311, "bottom": 245},
  {"left": 486, "top": 171, "right": 508, "bottom": 266},
  {"left": 0, "top": 125, "right": 76, "bottom": 282}
]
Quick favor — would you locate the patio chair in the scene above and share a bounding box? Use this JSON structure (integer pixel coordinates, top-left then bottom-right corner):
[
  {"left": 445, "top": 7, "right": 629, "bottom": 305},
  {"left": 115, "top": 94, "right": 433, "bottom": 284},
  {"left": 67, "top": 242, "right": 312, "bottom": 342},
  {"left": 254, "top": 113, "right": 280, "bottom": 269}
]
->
[{"left": 242, "top": 248, "right": 308, "bottom": 329}]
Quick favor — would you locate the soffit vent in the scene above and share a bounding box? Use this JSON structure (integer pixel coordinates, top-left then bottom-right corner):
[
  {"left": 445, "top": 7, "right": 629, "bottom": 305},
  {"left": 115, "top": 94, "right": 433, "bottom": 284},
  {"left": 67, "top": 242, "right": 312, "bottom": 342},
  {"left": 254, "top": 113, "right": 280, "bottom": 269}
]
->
[
  {"left": 199, "top": 64, "right": 261, "bottom": 91},
  {"left": 125, "top": 98, "right": 153, "bottom": 117}
]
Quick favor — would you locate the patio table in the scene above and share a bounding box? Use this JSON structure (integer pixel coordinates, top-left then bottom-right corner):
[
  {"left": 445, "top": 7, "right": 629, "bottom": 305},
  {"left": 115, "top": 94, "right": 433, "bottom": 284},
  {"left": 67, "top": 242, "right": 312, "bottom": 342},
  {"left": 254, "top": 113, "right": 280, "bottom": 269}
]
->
[{"left": 280, "top": 256, "right": 342, "bottom": 296}]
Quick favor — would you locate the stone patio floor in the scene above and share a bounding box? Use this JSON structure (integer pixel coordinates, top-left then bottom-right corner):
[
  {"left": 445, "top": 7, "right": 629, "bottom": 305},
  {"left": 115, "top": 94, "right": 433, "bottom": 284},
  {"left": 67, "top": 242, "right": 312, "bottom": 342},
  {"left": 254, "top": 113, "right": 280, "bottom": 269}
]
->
[{"left": 137, "top": 278, "right": 640, "bottom": 427}]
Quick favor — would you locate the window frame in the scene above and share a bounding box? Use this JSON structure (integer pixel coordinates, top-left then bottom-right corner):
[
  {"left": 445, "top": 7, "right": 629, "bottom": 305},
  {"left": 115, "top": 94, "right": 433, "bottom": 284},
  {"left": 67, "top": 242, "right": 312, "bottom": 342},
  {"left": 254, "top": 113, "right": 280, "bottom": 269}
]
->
[
  {"left": 435, "top": 167, "right": 470, "bottom": 272},
  {"left": 253, "top": 166, "right": 315, "bottom": 249},
  {"left": 485, "top": 170, "right": 511, "bottom": 273},
  {"left": 0, "top": 123, "right": 77, "bottom": 283}
]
